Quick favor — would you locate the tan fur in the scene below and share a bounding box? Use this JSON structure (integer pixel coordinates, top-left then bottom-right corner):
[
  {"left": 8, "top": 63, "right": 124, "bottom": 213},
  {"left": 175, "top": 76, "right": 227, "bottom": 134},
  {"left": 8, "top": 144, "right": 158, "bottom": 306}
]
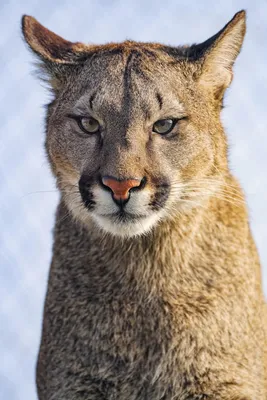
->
[{"left": 22, "top": 10, "right": 267, "bottom": 400}]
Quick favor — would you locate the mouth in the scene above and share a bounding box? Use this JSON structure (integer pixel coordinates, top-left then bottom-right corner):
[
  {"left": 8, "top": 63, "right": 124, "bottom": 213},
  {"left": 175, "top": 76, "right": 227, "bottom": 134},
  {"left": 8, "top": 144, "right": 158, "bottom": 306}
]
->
[
  {"left": 91, "top": 208, "right": 164, "bottom": 238},
  {"left": 99, "top": 210, "right": 146, "bottom": 223}
]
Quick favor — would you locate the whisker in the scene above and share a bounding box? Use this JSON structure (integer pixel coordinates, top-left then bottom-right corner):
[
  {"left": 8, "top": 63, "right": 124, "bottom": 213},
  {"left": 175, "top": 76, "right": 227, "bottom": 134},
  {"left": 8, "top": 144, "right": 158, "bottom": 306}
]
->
[
  {"left": 170, "top": 177, "right": 243, "bottom": 195},
  {"left": 169, "top": 187, "right": 245, "bottom": 202},
  {"left": 20, "top": 190, "right": 59, "bottom": 199}
]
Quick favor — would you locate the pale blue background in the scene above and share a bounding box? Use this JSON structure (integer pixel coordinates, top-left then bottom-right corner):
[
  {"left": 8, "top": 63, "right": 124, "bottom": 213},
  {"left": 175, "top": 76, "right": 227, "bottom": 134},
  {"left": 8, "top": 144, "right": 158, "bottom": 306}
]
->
[{"left": 0, "top": 1, "right": 266, "bottom": 399}]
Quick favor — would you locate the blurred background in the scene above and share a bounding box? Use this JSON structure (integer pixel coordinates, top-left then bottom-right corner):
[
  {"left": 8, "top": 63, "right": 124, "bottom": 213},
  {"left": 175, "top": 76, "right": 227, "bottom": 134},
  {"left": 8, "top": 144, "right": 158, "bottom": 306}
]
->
[{"left": 0, "top": 0, "right": 266, "bottom": 399}]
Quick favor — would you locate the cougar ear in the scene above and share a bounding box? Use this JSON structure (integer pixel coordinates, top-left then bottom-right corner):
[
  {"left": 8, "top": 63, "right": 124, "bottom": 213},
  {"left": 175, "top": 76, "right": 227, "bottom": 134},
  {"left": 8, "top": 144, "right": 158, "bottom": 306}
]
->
[
  {"left": 21, "top": 15, "right": 88, "bottom": 63},
  {"left": 21, "top": 15, "right": 88, "bottom": 90},
  {"left": 192, "top": 10, "right": 246, "bottom": 98}
]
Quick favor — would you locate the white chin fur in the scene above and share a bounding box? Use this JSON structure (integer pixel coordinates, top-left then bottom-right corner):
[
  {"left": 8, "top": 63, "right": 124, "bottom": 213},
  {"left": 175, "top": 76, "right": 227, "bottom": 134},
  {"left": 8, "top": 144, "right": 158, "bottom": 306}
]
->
[
  {"left": 91, "top": 212, "right": 164, "bottom": 238},
  {"left": 63, "top": 184, "right": 166, "bottom": 238}
]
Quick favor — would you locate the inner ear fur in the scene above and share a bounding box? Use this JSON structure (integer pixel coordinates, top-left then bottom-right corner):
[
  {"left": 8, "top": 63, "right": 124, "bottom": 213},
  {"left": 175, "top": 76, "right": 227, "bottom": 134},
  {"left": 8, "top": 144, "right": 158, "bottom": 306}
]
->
[{"left": 192, "top": 10, "right": 246, "bottom": 97}]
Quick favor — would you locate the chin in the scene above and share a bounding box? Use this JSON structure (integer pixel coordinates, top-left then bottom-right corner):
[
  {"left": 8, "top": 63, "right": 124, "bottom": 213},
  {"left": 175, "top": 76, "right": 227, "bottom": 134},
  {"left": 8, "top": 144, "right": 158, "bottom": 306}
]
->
[{"left": 91, "top": 211, "right": 165, "bottom": 238}]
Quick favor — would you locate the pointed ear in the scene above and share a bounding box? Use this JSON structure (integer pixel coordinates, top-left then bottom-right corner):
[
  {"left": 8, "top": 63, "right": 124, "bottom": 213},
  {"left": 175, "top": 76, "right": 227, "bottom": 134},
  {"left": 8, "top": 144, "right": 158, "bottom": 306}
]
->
[
  {"left": 21, "top": 15, "right": 88, "bottom": 90},
  {"left": 195, "top": 10, "right": 246, "bottom": 98}
]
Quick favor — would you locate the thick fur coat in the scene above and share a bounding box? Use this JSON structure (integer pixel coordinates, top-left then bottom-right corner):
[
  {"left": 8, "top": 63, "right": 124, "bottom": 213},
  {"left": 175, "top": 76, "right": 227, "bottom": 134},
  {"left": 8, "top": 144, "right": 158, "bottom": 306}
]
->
[{"left": 22, "top": 11, "right": 267, "bottom": 399}]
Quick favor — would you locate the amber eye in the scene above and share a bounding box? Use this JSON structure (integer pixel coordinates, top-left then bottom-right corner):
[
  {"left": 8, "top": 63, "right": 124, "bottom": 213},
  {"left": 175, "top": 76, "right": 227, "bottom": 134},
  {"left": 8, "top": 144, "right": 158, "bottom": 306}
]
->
[
  {"left": 152, "top": 119, "right": 177, "bottom": 135},
  {"left": 78, "top": 117, "right": 100, "bottom": 134}
]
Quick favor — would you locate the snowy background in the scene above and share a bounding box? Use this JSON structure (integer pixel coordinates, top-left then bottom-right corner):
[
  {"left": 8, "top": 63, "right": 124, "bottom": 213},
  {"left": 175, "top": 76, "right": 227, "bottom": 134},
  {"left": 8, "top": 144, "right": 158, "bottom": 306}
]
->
[{"left": 0, "top": 1, "right": 266, "bottom": 399}]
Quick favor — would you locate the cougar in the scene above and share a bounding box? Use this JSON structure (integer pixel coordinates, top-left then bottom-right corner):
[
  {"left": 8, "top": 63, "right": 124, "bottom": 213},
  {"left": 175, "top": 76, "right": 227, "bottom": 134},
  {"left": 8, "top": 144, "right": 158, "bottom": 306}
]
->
[{"left": 22, "top": 10, "right": 267, "bottom": 400}]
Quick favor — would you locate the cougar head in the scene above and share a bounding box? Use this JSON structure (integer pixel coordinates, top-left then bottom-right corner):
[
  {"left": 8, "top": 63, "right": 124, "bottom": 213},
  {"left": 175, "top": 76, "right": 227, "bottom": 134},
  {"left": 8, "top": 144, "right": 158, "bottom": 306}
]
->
[{"left": 22, "top": 11, "right": 246, "bottom": 237}]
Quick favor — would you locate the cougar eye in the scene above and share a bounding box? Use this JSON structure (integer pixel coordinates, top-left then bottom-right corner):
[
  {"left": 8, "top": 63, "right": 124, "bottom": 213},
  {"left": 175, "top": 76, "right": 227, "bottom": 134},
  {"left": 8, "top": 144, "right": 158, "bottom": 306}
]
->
[
  {"left": 78, "top": 117, "right": 100, "bottom": 134},
  {"left": 153, "top": 119, "right": 177, "bottom": 135}
]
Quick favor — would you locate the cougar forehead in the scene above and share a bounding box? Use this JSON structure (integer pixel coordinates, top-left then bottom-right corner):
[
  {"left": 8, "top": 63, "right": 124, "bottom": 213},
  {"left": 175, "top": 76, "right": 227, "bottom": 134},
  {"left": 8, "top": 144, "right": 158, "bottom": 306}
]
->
[{"left": 58, "top": 45, "right": 190, "bottom": 123}]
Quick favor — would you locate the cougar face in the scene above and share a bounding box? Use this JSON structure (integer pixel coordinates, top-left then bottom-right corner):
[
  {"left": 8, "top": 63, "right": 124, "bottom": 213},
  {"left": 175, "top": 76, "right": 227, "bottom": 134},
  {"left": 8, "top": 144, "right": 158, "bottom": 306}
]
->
[
  {"left": 22, "top": 14, "right": 245, "bottom": 237},
  {"left": 45, "top": 51, "right": 215, "bottom": 237}
]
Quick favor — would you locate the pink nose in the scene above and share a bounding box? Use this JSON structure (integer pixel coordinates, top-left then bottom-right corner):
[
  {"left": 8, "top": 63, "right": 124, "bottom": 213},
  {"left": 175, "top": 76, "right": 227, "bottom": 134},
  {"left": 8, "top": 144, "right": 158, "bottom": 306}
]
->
[{"left": 101, "top": 176, "right": 142, "bottom": 201}]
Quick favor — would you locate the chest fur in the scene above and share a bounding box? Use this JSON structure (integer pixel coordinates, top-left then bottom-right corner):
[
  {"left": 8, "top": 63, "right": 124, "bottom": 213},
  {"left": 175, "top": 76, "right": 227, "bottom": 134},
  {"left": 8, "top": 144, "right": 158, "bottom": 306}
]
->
[{"left": 43, "top": 279, "right": 209, "bottom": 399}]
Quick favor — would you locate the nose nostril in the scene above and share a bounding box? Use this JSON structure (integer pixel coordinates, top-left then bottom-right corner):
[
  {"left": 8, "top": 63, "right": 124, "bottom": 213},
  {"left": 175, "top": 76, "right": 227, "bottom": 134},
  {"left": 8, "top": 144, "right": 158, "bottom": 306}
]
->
[{"left": 133, "top": 176, "right": 147, "bottom": 191}]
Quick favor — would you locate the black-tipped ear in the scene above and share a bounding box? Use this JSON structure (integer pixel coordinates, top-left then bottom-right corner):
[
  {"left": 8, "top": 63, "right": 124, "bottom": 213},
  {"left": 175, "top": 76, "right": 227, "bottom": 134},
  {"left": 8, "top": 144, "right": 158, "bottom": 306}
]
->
[
  {"left": 21, "top": 15, "right": 89, "bottom": 90},
  {"left": 192, "top": 10, "right": 246, "bottom": 97}
]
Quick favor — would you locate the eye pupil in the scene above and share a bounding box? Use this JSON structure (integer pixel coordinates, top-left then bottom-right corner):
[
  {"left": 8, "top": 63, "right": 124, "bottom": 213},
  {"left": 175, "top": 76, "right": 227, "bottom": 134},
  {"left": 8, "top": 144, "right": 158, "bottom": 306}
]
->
[{"left": 79, "top": 117, "right": 100, "bottom": 134}]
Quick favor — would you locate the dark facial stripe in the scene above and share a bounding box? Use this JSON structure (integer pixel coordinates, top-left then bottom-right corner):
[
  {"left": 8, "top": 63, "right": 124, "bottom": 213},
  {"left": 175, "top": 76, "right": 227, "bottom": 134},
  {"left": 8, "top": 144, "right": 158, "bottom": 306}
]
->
[
  {"left": 121, "top": 51, "right": 140, "bottom": 143},
  {"left": 123, "top": 50, "right": 152, "bottom": 97},
  {"left": 121, "top": 50, "right": 155, "bottom": 142},
  {"left": 156, "top": 92, "right": 163, "bottom": 110},
  {"left": 89, "top": 92, "right": 96, "bottom": 110},
  {"left": 123, "top": 51, "right": 137, "bottom": 89}
]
